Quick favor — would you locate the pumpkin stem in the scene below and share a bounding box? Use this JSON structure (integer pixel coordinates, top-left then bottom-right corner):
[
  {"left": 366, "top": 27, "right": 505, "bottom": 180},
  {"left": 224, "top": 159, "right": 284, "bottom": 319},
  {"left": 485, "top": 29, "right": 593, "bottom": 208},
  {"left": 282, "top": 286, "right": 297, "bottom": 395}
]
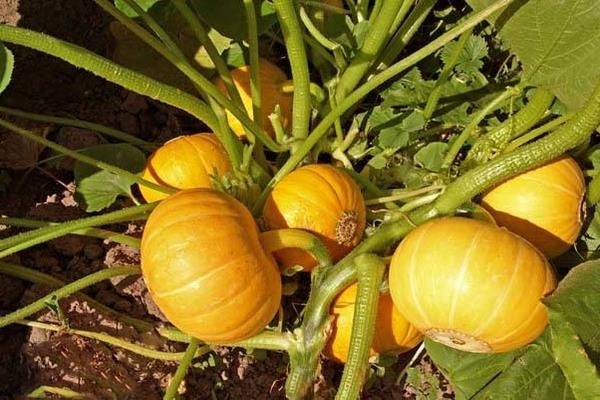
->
[{"left": 259, "top": 228, "right": 332, "bottom": 270}]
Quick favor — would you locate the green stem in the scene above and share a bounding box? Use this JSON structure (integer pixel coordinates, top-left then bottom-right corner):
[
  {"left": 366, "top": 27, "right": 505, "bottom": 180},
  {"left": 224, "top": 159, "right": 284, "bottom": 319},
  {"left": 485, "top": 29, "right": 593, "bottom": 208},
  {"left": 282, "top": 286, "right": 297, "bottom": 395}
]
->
[
  {"left": 27, "top": 386, "right": 84, "bottom": 399},
  {"left": 334, "top": 0, "right": 405, "bottom": 103},
  {"left": 0, "top": 203, "right": 155, "bottom": 258},
  {"left": 16, "top": 320, "right": 209, "bottom": 361},
  {"left": 423, "top": 28, "right": 473, "bottom": 121},
  {"left": 0, "top": 261, "right": 152, "bottom": 332},
  {"left": 441, "top": 85, "right": 522, "bottom": 170},
  {"left": 2, "top": 217, "right": 141, "bottom": 248},
  {"left": 243, "top": 0, "right": 262, "bottom": 132},
  {"left": 0, "top": 106, "right": 155, "bottom": 150},
  {"left": 299, "top": 6, "right": 339, "bottom": 51},
  {"left": 259, "top": 228, "right": 332, "bottom": 270},
  {"left": 376, "top": 0, "right": 436, "bottom": 71},
  {"left": 0, "top": 266, "right": 140, "bottom": 328},
  {"left": 0, "top": 24, "right": 221, "bottom": 138},
  {"left": 336, "top": 254, "right": 385, "bottom": 400},
  {"left": 164, "top": 339, "right": 201, "bottom": 400},
  {"left": 254, "top": 0, "right": 518, "bottom": 214},
  {"left": 273, "top": 0, "right": 312, "bottom": 140},
  {"left": 503, "top": 112, "right": 573, "bottom": 153}
]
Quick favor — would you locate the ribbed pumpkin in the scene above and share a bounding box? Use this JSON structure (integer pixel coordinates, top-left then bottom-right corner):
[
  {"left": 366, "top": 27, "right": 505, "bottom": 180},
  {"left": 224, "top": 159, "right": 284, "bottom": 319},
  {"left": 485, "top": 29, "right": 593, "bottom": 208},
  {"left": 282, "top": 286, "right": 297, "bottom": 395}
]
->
[
  {"left": 140, "top": 188, "right": 282, "bottom": 343},
  {"left": 262, "top": 164, "right": 366, "bottom": 271},
  {"left": 214, "top": 58, "right": 293, "bottom": 139},
  {"left": 324, "top": 283, "right": 423, "bottom": 364},
  {"left": 389, "top": 217, "right": 556, "bottom": 353},
  {"left": 138, "top": 133, "right": 232, "bottom": 203},
  {"left": 480, "top": 155, "right": 585, "bottom": 258}
]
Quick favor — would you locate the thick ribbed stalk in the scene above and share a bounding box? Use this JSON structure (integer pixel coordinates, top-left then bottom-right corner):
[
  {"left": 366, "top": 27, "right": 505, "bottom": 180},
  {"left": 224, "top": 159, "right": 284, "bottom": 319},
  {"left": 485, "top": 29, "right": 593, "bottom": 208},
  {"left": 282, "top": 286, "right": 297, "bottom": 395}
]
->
[
  {"left": 273, "top": 0, "right": 311, "bottom": 141},
  {"left": 334, "top": 0, "right": 405, "bottom": 103},
  {"left": 336, "top": 254, "right": 386, "bottom": 400}
]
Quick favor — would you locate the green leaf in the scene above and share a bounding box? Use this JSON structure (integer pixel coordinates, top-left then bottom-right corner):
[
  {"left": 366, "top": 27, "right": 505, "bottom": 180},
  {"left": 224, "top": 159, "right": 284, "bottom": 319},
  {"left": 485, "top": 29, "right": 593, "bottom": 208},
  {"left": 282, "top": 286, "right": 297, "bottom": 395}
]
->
[
  {"left": 0, "top": 42, "right": 14, "bottom": 95},
  {"left": 441, "top": 34, "right": 488, "bottom": 75},
  {"left": 74, "top": 144, "right": 146, "bottom": 212},
  {"left": 545, "top": 260, "right": 600, "bottom": 365},
  {"left": 426, "top": 338, "right": 518, "bottom": 400},
  {"left": 475, "top": 332, "right": 575, "bottom": 400},
  {"left": 548, "top": 311, "right": 600, "bottom": 399},
  {"left": 414, "top": 142, "right": 448, "bottom": 172},
  {"left": 467, "top": 0, "right": 600, "bottom": 110},
  {"left": 380, "top": 68, "right": 434, "bottom": 108}
]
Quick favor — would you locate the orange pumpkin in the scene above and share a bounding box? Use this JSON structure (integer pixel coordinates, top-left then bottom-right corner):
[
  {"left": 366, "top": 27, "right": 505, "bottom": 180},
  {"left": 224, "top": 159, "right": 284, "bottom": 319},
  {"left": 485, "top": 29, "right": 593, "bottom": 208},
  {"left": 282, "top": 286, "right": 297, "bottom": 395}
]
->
[
  {"left": 140, "top": 188, "right": 282, "bottom": 343},
  {"left": 324, "top": 282, "right": 423, "bottom": 364},
  {"left": 389, "top": 217, "right": 556, "bottom": 353},
  {"left": 214, "top": 58, "right": 293, "bottom": 139},
  {"left": 262, "top": 164, "right": 366, "bottom": 271},
  {"left": 480, "top": 155, "right": 585, "bottom": 258},
  {"left": 138, "top": 133, "right": 232, "bottom": 203}
]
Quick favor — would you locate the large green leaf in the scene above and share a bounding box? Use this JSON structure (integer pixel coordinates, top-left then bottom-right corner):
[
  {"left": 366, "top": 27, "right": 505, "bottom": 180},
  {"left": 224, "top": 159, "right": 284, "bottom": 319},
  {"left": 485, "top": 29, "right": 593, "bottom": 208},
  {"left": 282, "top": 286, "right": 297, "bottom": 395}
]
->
[
  {"left": 467, "top": 0, "right": 600, "bottom": 110},
  {"left": 0, "top": 42, "right": 14, "bottom": 95},
  {"left": 426, "top": 338, "right": 518, "bottom": 400}
]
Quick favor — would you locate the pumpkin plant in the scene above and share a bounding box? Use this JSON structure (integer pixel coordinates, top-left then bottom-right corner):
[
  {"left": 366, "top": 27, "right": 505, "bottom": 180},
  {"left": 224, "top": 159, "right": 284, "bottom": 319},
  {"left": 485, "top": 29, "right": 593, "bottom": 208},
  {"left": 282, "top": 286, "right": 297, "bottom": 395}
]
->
[{"left": 2, "top": 0, "right": 600, "bottom": 399}]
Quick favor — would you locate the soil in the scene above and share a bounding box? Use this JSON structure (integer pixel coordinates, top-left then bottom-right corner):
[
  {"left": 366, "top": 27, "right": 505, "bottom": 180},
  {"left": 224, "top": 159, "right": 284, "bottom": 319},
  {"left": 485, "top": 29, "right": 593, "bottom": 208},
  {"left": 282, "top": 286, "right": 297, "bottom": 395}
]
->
[{"left": 0, "top": 2, "right": 453, "bottom": 399}]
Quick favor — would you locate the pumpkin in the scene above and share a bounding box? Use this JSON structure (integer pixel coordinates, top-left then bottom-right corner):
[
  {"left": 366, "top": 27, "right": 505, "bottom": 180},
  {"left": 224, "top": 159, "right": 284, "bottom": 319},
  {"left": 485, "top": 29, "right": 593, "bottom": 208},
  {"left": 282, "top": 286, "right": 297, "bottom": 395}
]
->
[
  {"left": 262, "top": 164, "right": 366, "bottom": 271},
  {"left": 214, "top": 58, "right": 293, "bottom": 139},
  {"left": 388, "top": 217, "right": 556, "bottom": 353},
  {"left": 480, "top": 155, "right": 585, "bottom": 258},
  {"left": 138, "top": 133, "right": 232, "bottom": 203},
  {"left": 140, "top": 188, "right": 282, "bottom": 343},
  {"left": 323, "top": 282, "right": 423, "bottom": 364}
]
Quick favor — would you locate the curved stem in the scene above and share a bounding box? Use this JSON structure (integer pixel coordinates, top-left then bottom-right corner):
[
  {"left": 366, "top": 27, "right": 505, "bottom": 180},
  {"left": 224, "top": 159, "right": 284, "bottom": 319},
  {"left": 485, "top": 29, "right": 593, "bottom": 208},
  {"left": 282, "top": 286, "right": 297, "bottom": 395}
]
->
[
  {"left": 336, "top": 254, "right": 385, "bottom": 400},
  {"left": 16, "top": 320, "right": 209, "bottom": 361},
  {"left": 334, "top": 0, "right": 405, "bottom": 103},
  {"left": 423, "top": 28, "right": 473, "bottom": 121},
  {"left": 441, "top": 85, "right": 522, "bottom": 170},
  {"left": 1, "top": 217, "right": 141, "bottom": 248},
  {"left": 0, "top": 266, "right": 140, "bottom": 328},
  {"left": 0, "top": 24, "right": 221, "bottom": 138},
  {"left": 164, "top": 339, "right": 201, "bottom": 399},
  {"left": 0, "top": 261, "right": 152, "bottom": 332},
  {"left": 259, "top": 228, "right": 332, "bottom": 270},
  {"left": 0, "top": 106, "right": 155, "bottom": 150},
  {"left": 0, "top": 203, "right": 155, "bottom": 258},
  {"left": 273, "top": 0, "right": 312, "bottom": 140},
  {"left": 503, "top": 112, "right": 573, "bottom": 153}
]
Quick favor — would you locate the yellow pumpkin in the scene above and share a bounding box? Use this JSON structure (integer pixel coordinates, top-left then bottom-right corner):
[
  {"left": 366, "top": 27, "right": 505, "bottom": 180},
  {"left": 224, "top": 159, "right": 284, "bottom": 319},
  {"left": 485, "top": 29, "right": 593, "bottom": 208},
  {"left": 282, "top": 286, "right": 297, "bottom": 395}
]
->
[
  {"left": 324, "top": 282, "right": 423, "bottom": 364},
  {"left": 262, "top": 164, "right": 366, "bottom": 271},
  {"left": 389, "top": 217, "right": 556, "bottom": 353},
  {"left": 214, "top": 58, "right": 293, "bottom": 139},
  {"left": 138, "top": 133, "right": 232, "bottom": 203},
  {"left": 140, "top": 188, "right": 282, "bottom": 343},
  {"left": 480, "top": 155, "right": 585, "bottom": 258}
]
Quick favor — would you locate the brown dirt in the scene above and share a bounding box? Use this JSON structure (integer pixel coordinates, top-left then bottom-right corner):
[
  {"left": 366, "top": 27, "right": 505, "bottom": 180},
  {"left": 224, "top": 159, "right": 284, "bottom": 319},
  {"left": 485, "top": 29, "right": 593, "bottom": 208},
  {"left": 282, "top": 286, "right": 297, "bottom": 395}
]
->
[{"left": 0, "top": 1, "right": 454, "bottom": 399}]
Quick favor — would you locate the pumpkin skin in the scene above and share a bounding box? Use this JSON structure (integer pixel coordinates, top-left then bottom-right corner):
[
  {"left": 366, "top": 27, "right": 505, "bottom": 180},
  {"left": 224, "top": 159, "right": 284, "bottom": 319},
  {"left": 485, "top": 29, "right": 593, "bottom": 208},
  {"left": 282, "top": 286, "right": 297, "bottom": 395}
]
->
[
  {"left": 262, "top": 164, "right": 366, "bottom": 271},
  {"left": 324, "top": 283, "right": 423, "bottom": 364},
  {"left": 214, "top": 59, "right": 293, "bottom": 139},
  {"left": 389, "top": 217, "right": 556, "bottom": 353},
  {"left": 480, "top": 155, "right": 585, "bottom": 258},
  {"left": 140, "top": 188, "right": 282, "bottom": 343},
  {"left": 138, "top": 133, "right": 232, "bottom": 203}
]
